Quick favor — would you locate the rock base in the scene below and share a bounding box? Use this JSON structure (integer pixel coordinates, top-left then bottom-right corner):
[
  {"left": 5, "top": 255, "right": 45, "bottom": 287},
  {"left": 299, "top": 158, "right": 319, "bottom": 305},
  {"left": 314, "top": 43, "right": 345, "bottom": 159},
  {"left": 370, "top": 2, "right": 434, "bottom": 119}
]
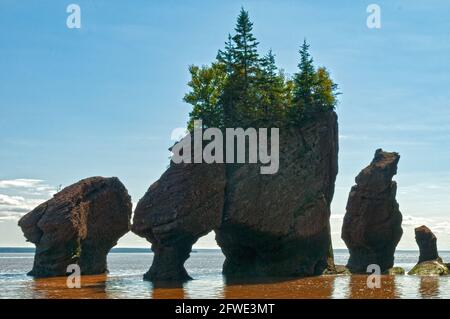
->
[{"left": 408, "top": 259, "right": 449, "bottom": 276}]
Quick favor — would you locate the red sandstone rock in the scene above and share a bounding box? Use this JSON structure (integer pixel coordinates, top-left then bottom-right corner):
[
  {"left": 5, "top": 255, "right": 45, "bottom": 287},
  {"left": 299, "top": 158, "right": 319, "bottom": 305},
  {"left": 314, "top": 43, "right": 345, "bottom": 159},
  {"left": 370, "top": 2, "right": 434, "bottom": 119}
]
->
[
  {"left": 342, "top": 149, "right": 403, "bottom": 273},
  {"left": 18, "top": 177, "right": 132, "bottom": 278},
  {"left": 415, "top": 225, "right": 439, "bottom": 263},
  {"left": 132, "top": 111, "right": 339, "bottom": 281}
]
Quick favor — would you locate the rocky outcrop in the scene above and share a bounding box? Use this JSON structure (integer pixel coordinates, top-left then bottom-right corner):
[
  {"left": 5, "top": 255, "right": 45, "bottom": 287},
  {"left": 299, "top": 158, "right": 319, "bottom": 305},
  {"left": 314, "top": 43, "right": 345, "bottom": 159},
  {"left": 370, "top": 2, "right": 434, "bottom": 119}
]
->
[
  {"left": 408, "top": 260, "right": 449, "bottom": 276},
  {"left": 132, "top": 111, "right": 338, "bottom": 281},
  {"left": 384, "top": 267, "right": 405, "bottom": 275},
  {"left": 408, "top": 226, "right": 447, "bottom": 276},
  {"left": 415, "top": 225, "right": 439, "bottom": 263},
  {"left": 217, "top": 112, "right": 338, "bottom": 277},
  {"left": 132, "top": 160, "right": 226, "bottom": 281},
  {"left": 18, "top": 177, "right": 132, "bottom": 278},
  {"left": 323, "top": 264, "right": 351, "bottom": 275},
  {"left": 342, "top": 149, "right": 403, "bottom": 273}
]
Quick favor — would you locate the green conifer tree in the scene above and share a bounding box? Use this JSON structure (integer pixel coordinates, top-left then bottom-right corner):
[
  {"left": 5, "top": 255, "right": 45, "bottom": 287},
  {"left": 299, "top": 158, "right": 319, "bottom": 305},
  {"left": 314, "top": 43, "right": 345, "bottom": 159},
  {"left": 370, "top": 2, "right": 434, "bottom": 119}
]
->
[
  {"left": 293, "top": 40, "right": 315, "bottom": 106},
  {"left": 185, "top": 10, "right": 340, "bottom": 130},
  {"left": 218, "top": 8, "right": 262, "bottom": 127},
  {"left": 258, "top": 50, "right": 285, "bottom": 124},
  {"left": 232, "top": 8, "right": 260, "bottom": 86},
  {"left": 217, "top": 34, "right": 235, "bottom": 74}
]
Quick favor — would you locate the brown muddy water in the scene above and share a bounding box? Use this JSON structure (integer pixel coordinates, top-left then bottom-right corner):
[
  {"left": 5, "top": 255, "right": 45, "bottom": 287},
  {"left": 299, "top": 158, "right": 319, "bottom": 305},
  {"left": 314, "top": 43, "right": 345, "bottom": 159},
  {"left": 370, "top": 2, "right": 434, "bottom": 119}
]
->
[{"left": 1, "top": 250, "right": 449, "bottom": 299}]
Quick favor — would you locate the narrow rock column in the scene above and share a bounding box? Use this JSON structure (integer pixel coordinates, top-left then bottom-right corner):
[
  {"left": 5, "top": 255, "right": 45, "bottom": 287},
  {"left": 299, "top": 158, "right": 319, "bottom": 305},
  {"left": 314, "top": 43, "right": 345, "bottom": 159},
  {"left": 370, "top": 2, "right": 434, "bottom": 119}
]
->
[
  {"left": 342, "top": 149, "right": 403, "bottom": 273},
  {"left": 145, "top": 243, "right": 194, "bottom": 281},
  {"left": 132, "top": 160, "right": 225, "bottom": 282},
  {"left": 409, "top": 225, "right": 448, "bottom": 275},
  {"left": 415, "top": 225, "right": 439, "bottom": 263}
]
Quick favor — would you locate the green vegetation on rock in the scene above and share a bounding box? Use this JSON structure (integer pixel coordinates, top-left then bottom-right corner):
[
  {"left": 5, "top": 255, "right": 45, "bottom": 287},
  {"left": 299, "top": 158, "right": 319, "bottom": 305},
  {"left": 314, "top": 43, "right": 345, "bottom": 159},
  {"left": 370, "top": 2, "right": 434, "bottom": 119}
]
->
[
  {"left": 384, "top": 267, "right": 405, "bottom": 275},
  {"left": 408, "top": 260, "right": 449, "bottom": 276},
  {"left": 184, "top": 8, "right": 339, "bottom": 130}
]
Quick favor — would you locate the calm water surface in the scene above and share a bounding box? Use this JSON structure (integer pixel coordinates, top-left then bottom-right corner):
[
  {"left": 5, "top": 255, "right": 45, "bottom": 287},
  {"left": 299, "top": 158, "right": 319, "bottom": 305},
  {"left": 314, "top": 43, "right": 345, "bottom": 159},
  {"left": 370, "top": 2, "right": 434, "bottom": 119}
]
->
[{"left": 1, "top": 250, "right": 450, "bottom": 299}]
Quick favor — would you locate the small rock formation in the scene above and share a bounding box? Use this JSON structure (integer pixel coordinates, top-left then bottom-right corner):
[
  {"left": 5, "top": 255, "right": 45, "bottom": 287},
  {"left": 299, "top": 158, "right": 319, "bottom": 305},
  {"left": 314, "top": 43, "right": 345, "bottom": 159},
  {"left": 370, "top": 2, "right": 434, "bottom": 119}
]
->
[
  {"left": 342, "top": 149, "right": 403, "bottom": 273},
  {"left": 415, "top": 225, "right": 439, "bottom": 263},
  {"left": 18, "top": 177, "right": 132, "bottom": 278},
  {"left": 323, "top": 264, "right": 351, "bottom": 275},
  {"left": 132, "top": 111, "right": 338, "bottom": 280},
  {"left": 384, "top": 267, "right": 405, "bottom": 275},
  {"left": 408, "top": 226, "right": 448, "bottom": 276},
  {"left": 408, "top": 260, "right": 449, "bottom": 276},
  {"left": 132, "top": 161, "right": 226, "bottom": 281}
]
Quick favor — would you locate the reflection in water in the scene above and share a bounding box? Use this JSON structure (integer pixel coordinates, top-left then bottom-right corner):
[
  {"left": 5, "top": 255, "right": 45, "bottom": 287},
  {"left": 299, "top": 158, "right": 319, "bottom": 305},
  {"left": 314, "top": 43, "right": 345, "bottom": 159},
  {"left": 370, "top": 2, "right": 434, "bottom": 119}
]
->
[
  {"left": 29, "top": 274, "right": 108, "bottom": 299},
  {"left": 347, "top": 275, "right": 399, "bottom": 299},
  {"left": 6, "top": 273, "right": 450, "bottom": 299},
  {"left": 152, "top": 281, "right": 186, "bottom": 299},
  {"left": 4, "top": 252, "right": 450, "bottom": 298},
  {"left": 223, "top": 276, "right": 335, "bottom": 299},
  {"left": 419, "top": 276, "right": 440, "bottom": 299}
]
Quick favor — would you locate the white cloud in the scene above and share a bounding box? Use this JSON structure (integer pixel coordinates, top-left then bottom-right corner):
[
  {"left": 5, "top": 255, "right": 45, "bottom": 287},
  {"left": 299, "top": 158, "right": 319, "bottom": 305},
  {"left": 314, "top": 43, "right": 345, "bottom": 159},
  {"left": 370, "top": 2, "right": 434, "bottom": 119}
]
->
[
  {"left": 0, "top": 179, "right": 56, "bottom": 222},
  {"left": 402, "top": 215, "right": 450, "bottom": 234},
  {"left": 0, "top": 194, "right": 25, "bottom": 206},
  {"left": 330, "top": 212, "right": 450, "bottom": 250},
  {"left": 372, "top": 123, "right": 450, "bottom": 133},
  {"left": 0, "top": 179, "right": 43, "bottom": 188}
]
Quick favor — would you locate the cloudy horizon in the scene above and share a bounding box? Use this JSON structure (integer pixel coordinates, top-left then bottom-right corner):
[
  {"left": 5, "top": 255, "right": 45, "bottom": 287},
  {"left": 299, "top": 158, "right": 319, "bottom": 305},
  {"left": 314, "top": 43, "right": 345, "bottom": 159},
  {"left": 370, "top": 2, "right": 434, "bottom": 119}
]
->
[{"left": 2, "top": 174, "right": 450, "bottom": 251}]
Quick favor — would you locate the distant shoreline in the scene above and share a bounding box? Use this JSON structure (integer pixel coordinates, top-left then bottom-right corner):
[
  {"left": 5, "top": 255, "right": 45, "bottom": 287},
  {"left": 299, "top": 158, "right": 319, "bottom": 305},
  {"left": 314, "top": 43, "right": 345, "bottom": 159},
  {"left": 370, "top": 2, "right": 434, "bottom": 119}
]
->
[
  {"left": 0, "top": 247, "right": 440, "bottom": 254},
  {"left": 0, "top": 247, "right": 221, "bottom": 253}
]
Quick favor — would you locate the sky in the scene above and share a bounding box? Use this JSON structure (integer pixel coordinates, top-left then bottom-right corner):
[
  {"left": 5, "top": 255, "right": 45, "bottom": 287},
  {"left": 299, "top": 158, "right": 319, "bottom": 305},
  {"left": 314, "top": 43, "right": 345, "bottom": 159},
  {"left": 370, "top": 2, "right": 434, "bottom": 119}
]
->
[{"left": 1, "top": 0, "right": 450, "bottom": 250}]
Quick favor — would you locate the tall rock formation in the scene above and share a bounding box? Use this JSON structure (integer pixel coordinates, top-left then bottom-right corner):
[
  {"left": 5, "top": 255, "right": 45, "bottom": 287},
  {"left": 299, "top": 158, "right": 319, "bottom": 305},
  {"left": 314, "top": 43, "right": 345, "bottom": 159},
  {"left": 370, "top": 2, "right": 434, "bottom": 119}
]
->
[
  {"left": 216, "top": 111, "right": 338, "bottom": 277},
  {"left": 342, "top": 149, "right": 403, "bottom": 273},
  {"left": 132, "top": 111, "right": 338, "bottom": 280},
  {"left": 132, "top": 161, "right": 226, "bottom": 281},
  {"left": 18, "top": 177, "right": 132, "bottom": 278}
]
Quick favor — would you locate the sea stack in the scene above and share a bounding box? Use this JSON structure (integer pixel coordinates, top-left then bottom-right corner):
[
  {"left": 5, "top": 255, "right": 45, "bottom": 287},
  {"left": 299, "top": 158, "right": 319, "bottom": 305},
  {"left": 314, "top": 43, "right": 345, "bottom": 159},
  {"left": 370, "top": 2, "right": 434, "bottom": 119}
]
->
[
  {"left": 408, "top": 226, "right": 449, "bottom": 275},
  {"left": 415, "top": 225, "right": 439, "bottom": 263},
  {"left": 342, "top": 149, "right": 403, "bottom": 273},
  {"left": 133, "top": 111, "right": 339, "bottom": 281},
  {"left": 216, "top": 111, "right": 339, "bottom": 278},
  {"left": 132, "top": 158, "right": 226, "bottom": 281},
  {"left": 18, "top": 177, "right": 132, "bottom": 278}
]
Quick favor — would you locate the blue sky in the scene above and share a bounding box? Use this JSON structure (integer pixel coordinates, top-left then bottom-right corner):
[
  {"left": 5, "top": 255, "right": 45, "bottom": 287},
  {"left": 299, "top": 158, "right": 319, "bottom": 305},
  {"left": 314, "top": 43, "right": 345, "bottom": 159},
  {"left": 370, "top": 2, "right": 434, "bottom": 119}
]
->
[{"left": 1, "top": 0, "right": 450, "bottom": 249}]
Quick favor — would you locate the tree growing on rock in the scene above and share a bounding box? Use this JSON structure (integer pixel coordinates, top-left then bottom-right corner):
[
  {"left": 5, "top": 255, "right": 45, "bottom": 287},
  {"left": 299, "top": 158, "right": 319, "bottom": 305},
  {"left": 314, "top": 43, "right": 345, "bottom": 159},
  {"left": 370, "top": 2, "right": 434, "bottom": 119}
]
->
[
  {"left": 184, "top": 8, "right": 340, "bottom": 129},
  {"left": 184, "top": 63, "right": 227, "bottom": 130}
]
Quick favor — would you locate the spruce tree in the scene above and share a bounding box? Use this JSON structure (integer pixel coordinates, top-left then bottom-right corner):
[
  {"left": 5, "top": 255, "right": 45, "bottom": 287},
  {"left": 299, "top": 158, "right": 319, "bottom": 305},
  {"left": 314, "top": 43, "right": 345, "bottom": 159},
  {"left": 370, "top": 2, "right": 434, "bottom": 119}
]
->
[
  {"left": 258, "top": 50, "right": 285, "bottom": 123},
  {"left": 261, "top": 49, "right": 277, "bottom": 78},
  {"left": 232, "top": 8, "right": 260, "bottom": 86},
  {"left": 185, "top": 10, "right": 340, "bottom": 130},
  {"left": 218, "top": 8, "right": 262, "bottom": 127},
  {"left": 217, "top": 34, "right": 235, "bottom": 74},
  {"left": 292, "top": 39, "right": 316, "bottom": 122},
  {"left": 294, "top": 40, "right": 315, "bottom": 106}
]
